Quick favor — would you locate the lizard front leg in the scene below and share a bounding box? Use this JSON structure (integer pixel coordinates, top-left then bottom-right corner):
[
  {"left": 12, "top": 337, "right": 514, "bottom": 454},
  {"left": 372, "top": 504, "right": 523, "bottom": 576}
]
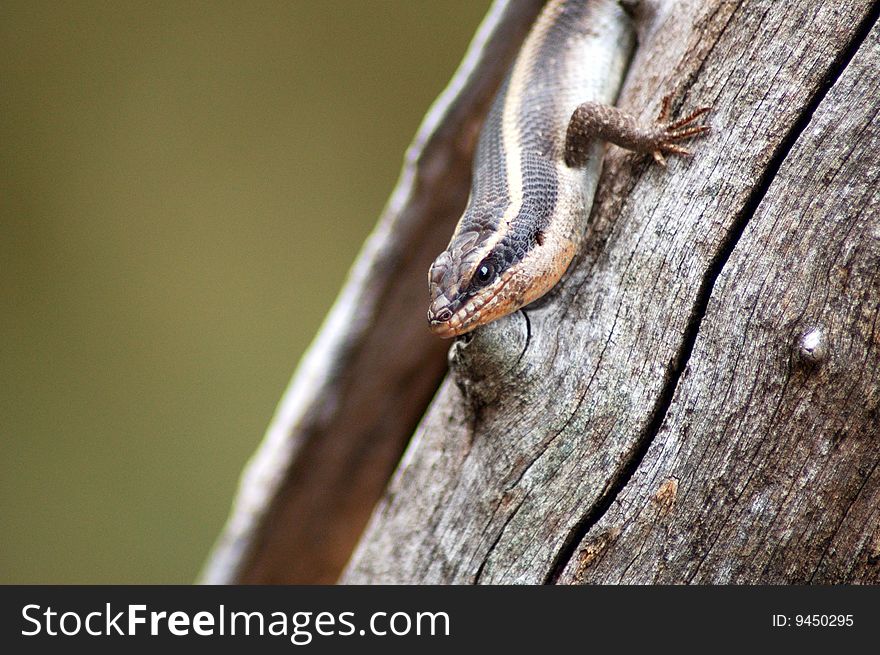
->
[{"left": 564, "top": 94, "right": 711, "bottom": 167}]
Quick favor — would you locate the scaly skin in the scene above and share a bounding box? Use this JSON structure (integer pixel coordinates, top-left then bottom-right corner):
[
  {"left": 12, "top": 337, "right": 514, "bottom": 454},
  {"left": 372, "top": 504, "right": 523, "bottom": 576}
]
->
[{"left": 427, "top": 0, "right": 710, "bottom": 338}]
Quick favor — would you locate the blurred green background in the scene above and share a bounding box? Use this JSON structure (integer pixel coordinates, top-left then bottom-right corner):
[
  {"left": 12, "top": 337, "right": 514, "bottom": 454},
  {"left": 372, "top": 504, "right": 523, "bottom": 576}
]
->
[{"left": 1, "top": 0, "right": 489, "bottom": 583}]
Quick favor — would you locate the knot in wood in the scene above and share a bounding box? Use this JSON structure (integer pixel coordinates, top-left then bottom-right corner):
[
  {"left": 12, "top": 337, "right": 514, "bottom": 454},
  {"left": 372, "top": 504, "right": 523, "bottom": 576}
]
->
[
  {"left": 798, "top": 327, "right": 827, "bottom": 365},
  {"left": 448, "top": 310, "right": 529, "bottom": 406}
]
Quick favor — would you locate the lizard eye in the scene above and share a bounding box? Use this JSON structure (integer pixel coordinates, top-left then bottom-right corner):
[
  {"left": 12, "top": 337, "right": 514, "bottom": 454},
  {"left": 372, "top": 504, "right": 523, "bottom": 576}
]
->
[{"left": 474, "top": 261, "right": 495, "bottom": 287}]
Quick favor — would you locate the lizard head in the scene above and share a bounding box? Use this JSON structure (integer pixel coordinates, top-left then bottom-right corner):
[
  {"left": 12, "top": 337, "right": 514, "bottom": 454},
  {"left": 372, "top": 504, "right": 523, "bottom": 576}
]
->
[{"left": 427, "top": 223, "right": 578, "bottom": 338}]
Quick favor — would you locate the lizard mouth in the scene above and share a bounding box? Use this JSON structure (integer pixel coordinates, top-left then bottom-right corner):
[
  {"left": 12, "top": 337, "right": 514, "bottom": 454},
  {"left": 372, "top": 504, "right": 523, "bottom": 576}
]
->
[{"left": 428, "top": 273, "right": 517, "bottom": 338}]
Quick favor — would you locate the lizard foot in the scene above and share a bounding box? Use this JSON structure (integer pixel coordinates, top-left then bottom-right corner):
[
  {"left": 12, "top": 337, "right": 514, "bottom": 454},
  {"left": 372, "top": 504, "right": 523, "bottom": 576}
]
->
[{"left": 649, "top": 94, "right": 712, "bottom": 167}]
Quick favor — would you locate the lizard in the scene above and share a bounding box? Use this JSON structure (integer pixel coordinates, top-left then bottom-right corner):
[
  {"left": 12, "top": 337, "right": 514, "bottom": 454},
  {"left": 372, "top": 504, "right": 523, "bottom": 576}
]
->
[{"left": 427, "top": 0, "right": 710, "bottom": 338}]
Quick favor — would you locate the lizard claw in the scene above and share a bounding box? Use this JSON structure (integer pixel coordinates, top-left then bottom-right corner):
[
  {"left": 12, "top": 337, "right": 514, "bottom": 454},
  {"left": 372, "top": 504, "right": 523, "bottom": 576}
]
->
[
  {"left": 659, "top": 143, "right": 693, "bottom": 156},
  {"left": 650, "top": 94, "right": 711, "bottom": 166}
]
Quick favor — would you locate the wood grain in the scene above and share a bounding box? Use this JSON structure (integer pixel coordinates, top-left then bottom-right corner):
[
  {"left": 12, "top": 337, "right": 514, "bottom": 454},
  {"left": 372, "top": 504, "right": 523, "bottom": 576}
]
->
[
  {"left": 343, "top": 0, "right": 879, "bottom": 584},
  {"left": 561, "top": 14, "right": 880, "bottom": 584}
]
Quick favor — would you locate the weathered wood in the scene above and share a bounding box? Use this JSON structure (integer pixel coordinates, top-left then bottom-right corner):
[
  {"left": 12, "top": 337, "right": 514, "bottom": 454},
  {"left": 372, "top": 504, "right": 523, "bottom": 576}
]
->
[
  {"left": 201, "top": 0, "right": 545, "bottom": 584},
  {"left": 560, "top": 16, "right": 880, "bottom": 584},
  {"left": 342, "top": 0, "right": 879, "bottom": 583}
]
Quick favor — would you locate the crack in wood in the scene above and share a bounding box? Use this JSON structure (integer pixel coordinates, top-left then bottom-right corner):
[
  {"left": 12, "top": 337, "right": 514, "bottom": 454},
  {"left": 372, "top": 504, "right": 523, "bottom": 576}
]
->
[{"left": 545, "top": 0, "right": 880, "bottom": 585}]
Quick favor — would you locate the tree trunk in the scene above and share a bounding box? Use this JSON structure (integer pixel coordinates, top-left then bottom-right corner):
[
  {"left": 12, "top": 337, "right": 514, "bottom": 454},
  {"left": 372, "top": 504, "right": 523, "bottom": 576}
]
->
[
  {"left": 206, "top": 0, "right": 880, "bottom": 585},
  {"left": 343, "top": 0, "right": 880, "bottom": 584}
]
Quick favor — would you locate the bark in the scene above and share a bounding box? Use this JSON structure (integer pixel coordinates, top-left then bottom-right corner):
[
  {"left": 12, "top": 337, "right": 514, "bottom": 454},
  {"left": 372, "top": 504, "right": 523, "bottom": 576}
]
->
[
  {"left": 206, "top": 0, "right": 880, "bottom": 585},
  {"left": 342, "top": 0, "right": 880, "bottom": 583}
]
